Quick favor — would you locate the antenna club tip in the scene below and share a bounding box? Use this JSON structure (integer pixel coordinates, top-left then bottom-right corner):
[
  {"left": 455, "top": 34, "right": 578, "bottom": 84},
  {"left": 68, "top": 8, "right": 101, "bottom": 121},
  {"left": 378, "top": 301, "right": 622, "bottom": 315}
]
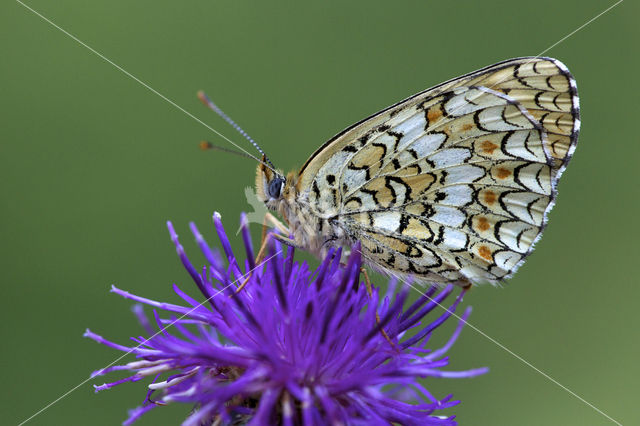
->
[
  {"left": 199, "top": 141, "right": 213, "bottom": 150},
  {"left": 197, "top": 90, "right": 208, "bottom": 103}
]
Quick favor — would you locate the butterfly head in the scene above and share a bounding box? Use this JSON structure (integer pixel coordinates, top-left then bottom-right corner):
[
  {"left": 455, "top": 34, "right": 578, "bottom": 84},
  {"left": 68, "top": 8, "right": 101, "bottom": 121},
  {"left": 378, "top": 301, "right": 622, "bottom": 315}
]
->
[{"left": 255, "top": 157, "right": 287, "bottom": 209}]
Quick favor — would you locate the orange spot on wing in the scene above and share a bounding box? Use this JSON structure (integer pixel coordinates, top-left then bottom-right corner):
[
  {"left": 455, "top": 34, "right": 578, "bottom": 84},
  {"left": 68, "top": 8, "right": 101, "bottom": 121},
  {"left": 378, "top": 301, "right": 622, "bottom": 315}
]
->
[
  {"left": 427, "top": 109, "right": 442, "bottom": 122},
  {"left": 496, "top": 167, "right": 511, "bottom": 179},
  {"left": 477, "top": 217, "right": 490, "bottom": 231},
  {"left": 478, "top": 245, "right": 493, "bottom": 261},
  {"left": 480, "top": 140, "right": 498, "bottom": 154},
  {"left": 462, "top": 123, "right": 474, "bottom": 131},
  {"left": 483, "top": 190, "right": 497, "bottom": 205}
]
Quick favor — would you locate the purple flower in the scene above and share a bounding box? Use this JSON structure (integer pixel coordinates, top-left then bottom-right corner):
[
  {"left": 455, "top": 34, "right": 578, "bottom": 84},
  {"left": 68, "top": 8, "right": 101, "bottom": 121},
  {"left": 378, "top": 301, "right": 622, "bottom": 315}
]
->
[{"left": 86, "top": 213, "right": 487, "bottom": 425}]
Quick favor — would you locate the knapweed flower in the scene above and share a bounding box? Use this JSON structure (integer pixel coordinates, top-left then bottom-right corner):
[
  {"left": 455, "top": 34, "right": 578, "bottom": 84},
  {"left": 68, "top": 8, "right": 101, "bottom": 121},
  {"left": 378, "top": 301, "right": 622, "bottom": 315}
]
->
[{"left": 86, "top": 213, "right": 487, "bottom": 425}]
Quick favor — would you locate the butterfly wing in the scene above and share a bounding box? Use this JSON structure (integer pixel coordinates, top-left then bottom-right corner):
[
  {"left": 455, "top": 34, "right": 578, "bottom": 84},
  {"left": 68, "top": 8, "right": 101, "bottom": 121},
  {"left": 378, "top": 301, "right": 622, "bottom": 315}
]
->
[{"left": 297, "top": 57, "right": 579, "bottom": 286}]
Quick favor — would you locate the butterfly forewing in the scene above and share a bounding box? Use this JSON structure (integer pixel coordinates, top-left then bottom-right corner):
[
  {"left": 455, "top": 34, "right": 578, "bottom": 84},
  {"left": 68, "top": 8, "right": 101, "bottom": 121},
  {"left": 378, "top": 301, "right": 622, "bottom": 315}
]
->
[{"left": 295, "top": 57, "right": 579, "bottom": 286}]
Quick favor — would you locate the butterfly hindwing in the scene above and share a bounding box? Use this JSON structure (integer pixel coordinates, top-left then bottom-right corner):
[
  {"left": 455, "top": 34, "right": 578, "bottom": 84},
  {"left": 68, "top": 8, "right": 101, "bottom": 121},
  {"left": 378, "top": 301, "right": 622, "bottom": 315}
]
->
[{"left": 296, "top": 57, "right": 579, "bottom": 285}]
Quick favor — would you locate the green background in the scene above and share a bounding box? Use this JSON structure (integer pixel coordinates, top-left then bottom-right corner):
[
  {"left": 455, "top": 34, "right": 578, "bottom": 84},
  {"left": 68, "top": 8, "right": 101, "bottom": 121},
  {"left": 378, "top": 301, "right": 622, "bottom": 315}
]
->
[{"left": 2, "top": 1, "right": 638, "bottom": 425}]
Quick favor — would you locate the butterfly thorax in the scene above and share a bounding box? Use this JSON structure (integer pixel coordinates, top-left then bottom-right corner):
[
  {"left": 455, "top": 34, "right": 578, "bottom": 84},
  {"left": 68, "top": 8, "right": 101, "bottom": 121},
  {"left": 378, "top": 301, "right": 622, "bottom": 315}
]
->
[
  {"left": 288, "top": 172, "right": 353, "bottom": 258},
  {"left": 256, "top": 164, "right": 351, "bottom": 259}
]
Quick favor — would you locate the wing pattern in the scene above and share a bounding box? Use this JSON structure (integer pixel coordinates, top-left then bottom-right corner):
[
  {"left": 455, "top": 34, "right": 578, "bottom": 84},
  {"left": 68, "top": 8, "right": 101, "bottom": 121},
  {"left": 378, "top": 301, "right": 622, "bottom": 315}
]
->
[{"left": 296, "top": 57, "right": 579, "bottom": 286}]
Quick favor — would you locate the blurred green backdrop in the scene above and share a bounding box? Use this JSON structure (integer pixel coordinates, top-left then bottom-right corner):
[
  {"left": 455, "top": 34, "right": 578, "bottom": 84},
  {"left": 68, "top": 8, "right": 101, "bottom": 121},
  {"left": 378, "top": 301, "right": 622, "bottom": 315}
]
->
[{"left": 2, "top": 1, "right": 638, "bottom": 425}]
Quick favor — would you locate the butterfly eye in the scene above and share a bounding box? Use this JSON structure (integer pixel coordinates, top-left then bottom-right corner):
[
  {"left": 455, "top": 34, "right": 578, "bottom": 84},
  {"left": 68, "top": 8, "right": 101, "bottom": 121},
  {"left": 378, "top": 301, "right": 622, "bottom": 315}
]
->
[{"left": 268, "top": 177, "right": 285, "bottom": 199}]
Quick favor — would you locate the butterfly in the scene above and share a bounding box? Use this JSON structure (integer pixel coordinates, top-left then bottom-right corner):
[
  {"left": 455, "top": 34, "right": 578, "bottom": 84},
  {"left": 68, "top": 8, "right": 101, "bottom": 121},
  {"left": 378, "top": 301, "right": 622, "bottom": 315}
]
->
[{"left": 203, "top": 57, "right": 579, "bottom": 287}]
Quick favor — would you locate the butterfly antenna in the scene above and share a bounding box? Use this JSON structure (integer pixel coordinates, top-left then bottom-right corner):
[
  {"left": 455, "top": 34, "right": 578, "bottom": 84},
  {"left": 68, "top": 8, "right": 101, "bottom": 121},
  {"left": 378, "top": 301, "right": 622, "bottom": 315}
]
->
[
  {"left": 197, "top": 90, "right": 276, "bottom": 170},
  {"left": 199, "top": 141, "right": 264, "bottom": 163}
]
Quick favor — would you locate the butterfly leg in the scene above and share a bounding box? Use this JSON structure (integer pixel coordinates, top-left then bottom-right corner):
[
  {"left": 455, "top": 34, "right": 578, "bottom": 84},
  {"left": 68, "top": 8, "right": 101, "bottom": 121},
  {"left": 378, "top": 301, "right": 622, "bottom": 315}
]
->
[
  {"left": 236, "top": 215, "right": 274, "bottom": 294},
  {"left": 360, "top": 267, "right": 397, "bottom": 349},
  {"left": 271, "top": 233, "right": 303, "bottom": 249},
  {"left": 236, "top": 214, "right": 295, "bottom": 294},
  {"left": 264, "top": 211, "right": 302, "bottom": 249},
  {"left": 264, "top": 212, "right": 290, "bottom": 235}
]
